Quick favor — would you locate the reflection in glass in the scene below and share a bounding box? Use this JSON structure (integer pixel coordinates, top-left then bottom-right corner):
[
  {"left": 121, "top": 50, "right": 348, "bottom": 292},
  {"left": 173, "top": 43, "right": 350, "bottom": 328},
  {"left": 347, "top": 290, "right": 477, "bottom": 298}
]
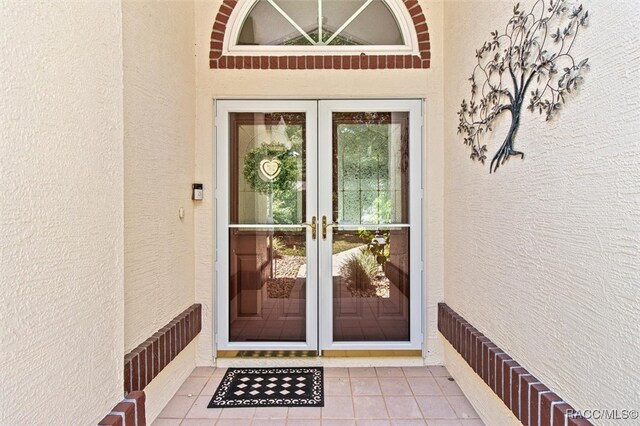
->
[
  {"left": 332, "top": 228, "right": 410, "bottom": 342},
  {"left": 331, "top": 110, "right": 411, "bottom": 343},
  {"left": 333, "top": 112, "right": 409, "bottom": 225},
  {"left": 230, "top": 112, "right": 306, "bottom": 225},
  {"left": 228, "top": 110, "right": 308, "bottom": 344},
  {"left": 229, "top": 228, "right": 307, "bottom": 342}
]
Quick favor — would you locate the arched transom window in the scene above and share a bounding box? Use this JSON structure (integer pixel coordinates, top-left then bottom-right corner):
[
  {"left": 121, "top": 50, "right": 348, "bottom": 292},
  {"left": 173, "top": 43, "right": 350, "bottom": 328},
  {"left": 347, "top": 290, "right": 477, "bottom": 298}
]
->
[
  {"left": 237, "top": 0, "right": 405, "bottom": 48},
  {"left": 210, "top": 0, "right": 431, "bottom": 69}
]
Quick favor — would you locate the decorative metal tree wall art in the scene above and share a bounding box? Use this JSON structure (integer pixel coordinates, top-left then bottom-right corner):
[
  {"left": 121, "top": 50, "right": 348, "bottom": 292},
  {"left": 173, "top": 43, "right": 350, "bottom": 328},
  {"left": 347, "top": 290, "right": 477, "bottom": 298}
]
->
[{"left": 457, "top": 0, "right": 589, "bottom": 173}]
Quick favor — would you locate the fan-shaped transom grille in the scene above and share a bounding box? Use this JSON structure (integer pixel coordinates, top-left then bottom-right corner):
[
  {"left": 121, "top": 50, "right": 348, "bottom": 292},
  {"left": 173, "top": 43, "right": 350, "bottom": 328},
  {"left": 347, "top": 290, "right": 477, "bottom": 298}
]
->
[{"left": 237, "top": 0, "right": 405, "bottom": 47}]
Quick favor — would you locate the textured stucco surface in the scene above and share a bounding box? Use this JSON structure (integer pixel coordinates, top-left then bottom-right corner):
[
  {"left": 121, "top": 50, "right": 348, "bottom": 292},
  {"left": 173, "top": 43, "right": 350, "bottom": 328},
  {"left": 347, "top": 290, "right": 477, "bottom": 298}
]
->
[
  {"left": 194, "top": 0, "right": 446, "bottom": 366},
  {"left": 443, "top": 0, "right": 640, "bottom": 423},
  {"left": 0, "top": 1, "right": 124, "bottom": 424},
  {"left": 123, "top": 0, "right": 197, "bottom": 418},
  {"left": 123, "top": 0, "right": 196, "bottom": 351}
]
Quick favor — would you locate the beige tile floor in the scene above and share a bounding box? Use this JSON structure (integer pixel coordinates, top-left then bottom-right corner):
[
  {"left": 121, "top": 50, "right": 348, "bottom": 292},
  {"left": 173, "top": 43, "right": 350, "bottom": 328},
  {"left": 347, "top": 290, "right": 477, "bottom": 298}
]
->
[{"left": 153, "top": 366, "right": 485, "bottom": 426}]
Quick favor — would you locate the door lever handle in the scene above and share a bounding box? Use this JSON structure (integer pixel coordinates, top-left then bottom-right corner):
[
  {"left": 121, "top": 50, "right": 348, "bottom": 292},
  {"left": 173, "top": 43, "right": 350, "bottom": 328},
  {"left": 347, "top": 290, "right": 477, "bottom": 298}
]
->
[
  {"left": 301, "top": 216, "right": 317, "bottom": 240},
  {"left": 322, "top": 215, "right": 338, "bottom": 240}
]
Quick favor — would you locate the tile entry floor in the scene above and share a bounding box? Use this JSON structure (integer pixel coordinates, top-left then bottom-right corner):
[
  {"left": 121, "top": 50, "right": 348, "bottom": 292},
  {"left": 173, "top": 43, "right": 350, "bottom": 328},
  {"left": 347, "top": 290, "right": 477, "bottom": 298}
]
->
[{"left": 153, "top": 366, "right": 485, "bottom": 425}]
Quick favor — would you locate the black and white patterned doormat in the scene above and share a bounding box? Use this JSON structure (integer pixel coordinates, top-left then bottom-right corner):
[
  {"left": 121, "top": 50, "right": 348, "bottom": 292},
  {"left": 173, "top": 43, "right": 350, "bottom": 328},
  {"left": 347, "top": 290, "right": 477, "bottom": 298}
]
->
[{"left": 207, "top": 367, "right": 324, "bottom": 408}]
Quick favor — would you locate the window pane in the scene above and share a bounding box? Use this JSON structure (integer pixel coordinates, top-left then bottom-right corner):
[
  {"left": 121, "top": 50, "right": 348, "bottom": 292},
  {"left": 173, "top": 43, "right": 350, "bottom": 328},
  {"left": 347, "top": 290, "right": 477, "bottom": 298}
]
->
[
  {"left": 229, "top": 228, "right": 307, "bottom": 342},
  {"left": 329, "top": 0, "right": 404, "bottom": 45},
  {"left": 229, "top": 112, "right": 306, "bottom": 225},
  {"left": 237, "top": 0, "right": 404, "bottom": 46},
  {"left": 238, "top": 0, "right": 313, "bottom": 45},
  {"left": 332, "top": 228, "right": 410, "bottom": 342},
  {"left": 333, "top": 112, "right": 409, "bottom": 225}
]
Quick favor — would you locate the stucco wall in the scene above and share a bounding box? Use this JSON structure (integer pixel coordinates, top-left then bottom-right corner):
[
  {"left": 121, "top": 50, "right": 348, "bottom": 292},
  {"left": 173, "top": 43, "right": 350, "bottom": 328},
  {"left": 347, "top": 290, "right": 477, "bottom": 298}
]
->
[
  {"left": 0, "top": 2, "right": 124, "bottom": 424},
  {"left": 443, "top": 0, "right": 640, "bottom": 423},
  {"left": 123, "top": 0, "right": 196, "bottom": 352},
  {"left": 194, "top": 0, "right": 445, "bottom": 365},
  {"left": 122, "top": 1, "right": 197, "bottom": 420}
]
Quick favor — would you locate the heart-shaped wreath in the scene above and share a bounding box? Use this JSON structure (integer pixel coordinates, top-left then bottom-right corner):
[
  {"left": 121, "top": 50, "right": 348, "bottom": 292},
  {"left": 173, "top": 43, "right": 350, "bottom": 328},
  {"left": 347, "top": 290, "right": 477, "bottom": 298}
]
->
[{"left": 243, "top": 142, "right": 301, "bottom": 194}]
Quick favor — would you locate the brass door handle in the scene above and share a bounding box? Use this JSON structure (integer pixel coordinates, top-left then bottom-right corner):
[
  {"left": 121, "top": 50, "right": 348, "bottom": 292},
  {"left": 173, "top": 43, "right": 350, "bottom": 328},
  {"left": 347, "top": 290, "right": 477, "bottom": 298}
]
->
[
  {"left": 322, "top": 215, "right": 338, "bottom": 240},
  {"left": 301, "top": 216, "right": 317, "bottom": 240}
]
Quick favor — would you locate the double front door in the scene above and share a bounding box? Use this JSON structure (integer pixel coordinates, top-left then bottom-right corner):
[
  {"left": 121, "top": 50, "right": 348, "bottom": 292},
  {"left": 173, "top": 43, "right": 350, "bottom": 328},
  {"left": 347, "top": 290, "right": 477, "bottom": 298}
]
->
[{"left": 216, "top": 100, "right": 423, "bottom": 354}]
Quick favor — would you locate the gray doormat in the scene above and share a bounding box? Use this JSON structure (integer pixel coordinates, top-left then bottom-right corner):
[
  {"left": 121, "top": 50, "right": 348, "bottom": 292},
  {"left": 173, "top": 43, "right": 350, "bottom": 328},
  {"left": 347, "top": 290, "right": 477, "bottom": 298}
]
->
[{"left": 207, "top": 367, "right": 324, "bottom": 408}]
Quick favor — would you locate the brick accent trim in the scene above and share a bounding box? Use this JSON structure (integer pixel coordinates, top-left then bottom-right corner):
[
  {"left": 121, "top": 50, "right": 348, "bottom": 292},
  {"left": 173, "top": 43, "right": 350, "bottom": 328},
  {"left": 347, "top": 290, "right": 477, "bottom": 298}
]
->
[
  {"left": 438, "top": 303, "right": 593, "bottom": 426},
  {"left": 209, "top": 0, "right": 431, "bottom": 70},
  {"left": 98, "top": 391, "right": 146, "bottom": 426},
  {"left": 124, "top": 304, "right": 202, "bottom": 394}
]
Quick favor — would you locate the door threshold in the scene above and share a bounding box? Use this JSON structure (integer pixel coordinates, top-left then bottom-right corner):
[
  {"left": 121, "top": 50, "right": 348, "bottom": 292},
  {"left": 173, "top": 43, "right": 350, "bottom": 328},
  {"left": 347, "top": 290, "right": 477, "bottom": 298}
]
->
[
  {"left": 217, "top": 349, "right": 421, "bottom": 358},
  {"left": 217, "top": 350, "right": 319, "bottom": 358},
  {"left": 322, "top": 350, "right": 422, "bottom": 357}
]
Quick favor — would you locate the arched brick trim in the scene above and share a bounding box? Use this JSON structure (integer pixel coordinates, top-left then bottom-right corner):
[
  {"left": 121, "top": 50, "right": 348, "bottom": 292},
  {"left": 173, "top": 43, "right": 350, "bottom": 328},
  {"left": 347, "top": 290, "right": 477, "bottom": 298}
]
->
[{"left": 209, "top": 0, "right": 431, "bottom": 70}]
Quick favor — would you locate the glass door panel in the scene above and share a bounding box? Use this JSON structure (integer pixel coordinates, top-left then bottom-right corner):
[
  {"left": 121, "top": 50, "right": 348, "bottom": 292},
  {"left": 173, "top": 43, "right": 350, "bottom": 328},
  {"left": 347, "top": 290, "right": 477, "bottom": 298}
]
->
[
  {"left": 319, "top": 100, "right": 422, "bottom": 351},
  {"left": 332, "top": 112, "right": 410, "bottom": 342},
  {"left": 331, "top": 227, "right": 410, "bottom": 342},
  {"left": 230, "top": 112, "right": 306, "bottom": 225},
  {"left": 333, "top": 112, "right": 409, "bottom": 225},
  {"left": 228, "top": 228, "right": 307, "bottom": 342},
  {"left": 227, "top": 112, "right": 308, "bottom": 342}
]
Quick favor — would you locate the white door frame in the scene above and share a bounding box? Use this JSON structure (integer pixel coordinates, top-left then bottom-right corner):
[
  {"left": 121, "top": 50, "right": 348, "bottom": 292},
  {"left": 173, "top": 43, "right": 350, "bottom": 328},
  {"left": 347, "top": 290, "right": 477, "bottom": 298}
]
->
[
  {"left": 215, "top": 100, "right": 318, "bottom": 351},
  {"left": 215, "top": 99, "right": 423, "bottom": 353}
]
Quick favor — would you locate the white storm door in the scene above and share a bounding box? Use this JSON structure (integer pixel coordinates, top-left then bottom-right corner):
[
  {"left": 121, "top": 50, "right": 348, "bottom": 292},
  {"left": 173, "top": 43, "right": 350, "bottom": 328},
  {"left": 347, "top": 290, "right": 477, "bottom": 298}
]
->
[
  {"left": 215, "top": 100, "right": 318, "bottom": 351},
  {"left": 317, "top": 99, "right": 423, "bottom": 351}
]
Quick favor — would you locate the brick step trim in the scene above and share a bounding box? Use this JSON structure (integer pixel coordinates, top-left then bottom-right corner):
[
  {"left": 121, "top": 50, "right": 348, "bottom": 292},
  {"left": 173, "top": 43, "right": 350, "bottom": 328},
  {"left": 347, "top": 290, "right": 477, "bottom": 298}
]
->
[
  {"left": 124, "top": 304, "right": 202, "bottom": 394},
  {"left": 438, "top": 303, "right": 592, "bottom": 426},
  {"left": 98, "top": 391, "right": 145, "bottom": 426}
]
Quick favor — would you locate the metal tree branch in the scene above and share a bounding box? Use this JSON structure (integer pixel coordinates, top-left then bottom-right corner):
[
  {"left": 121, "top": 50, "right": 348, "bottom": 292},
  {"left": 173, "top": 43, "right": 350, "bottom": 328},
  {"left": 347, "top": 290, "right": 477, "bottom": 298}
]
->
[{"left": 457, "top": 0, "right": 589, "bottom": 173}]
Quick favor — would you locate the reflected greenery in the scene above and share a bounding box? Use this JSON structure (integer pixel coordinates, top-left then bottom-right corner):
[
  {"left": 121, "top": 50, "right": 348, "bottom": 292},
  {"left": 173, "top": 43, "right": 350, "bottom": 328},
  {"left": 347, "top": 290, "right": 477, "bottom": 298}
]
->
[
  {"left": 336, "top": 113, "right": 398, "bottom": 224},
  {"left": 242, "top": 119, "right": 305, "bottom": 224}
]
